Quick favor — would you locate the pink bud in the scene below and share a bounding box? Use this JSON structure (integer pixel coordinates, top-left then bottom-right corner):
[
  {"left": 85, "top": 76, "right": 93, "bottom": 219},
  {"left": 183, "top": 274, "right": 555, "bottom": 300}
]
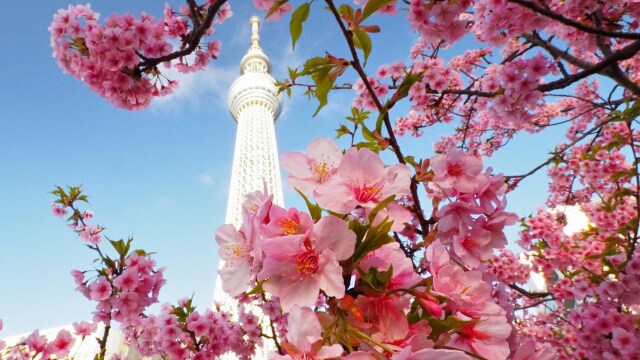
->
[{"left": 418, "top": 297, "right": 443, "bottom": 318}]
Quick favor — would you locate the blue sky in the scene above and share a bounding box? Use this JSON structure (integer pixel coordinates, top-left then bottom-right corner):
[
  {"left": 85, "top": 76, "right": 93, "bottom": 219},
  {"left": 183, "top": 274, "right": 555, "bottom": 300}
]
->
[{"left": 0, "top": 1, "right": 560, "bottom": 336}]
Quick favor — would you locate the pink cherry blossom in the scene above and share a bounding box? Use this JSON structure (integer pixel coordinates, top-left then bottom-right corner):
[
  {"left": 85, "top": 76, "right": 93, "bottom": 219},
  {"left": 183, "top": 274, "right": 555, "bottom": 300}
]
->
[
  {"left": 51, "top": 203, "right": 67, "bottom": 217},
  {"left": 79, "top": 224, "right": 102, "bottom": 245},
  {"left": 511, "top": 339, "right": 555, "bottom": 360},
  {"left": 89, "top": 276, "right": 113, "bottom": 301},
  {"left": 448, "top": 315, "right": 511, "bottom": 360},
  {"left": 47, "top": 329, "right": 75, "bottom": 358},
  {"left": 215, "top": 220, "right": 256, "bottom": 297},
  {"left": 315, "top": 147, "right": 411, "bottom": 231},
  {"left": 431, "top": 149, "right": 483, "bottom": 194},
  {"left": 258, "top": 216, "right": 355, "bottom": 311},
  {"left": 26, "top": 330, "right": 48, "bottom": 354},
  {"left": 261, "top": 204, "right": 314, "bottom": 238},
  {"left": 72, "top": 321, "right": 97, "bottom": 337},
  {"left": 392, "top": 347, "right": 474, "bottom": 360},
  {"left": 282, "top": 137, "right": 343, "bottom": 198},
  {"left": 271, "top": 306, "right": 343, "bottom": 360}
]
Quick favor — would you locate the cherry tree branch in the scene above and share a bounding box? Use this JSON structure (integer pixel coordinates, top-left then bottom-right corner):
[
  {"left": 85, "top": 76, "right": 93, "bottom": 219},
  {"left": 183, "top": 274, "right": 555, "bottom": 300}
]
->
[
  {"left": 136, "top": 0, "right": 228, "bottom": 75},
  {"left": 524, "top": 32, "right": 640, "bottom": 95},
  {"left": 506, "top": 116, "right": 616, "bottom": 182},
  {"left": 509, "top": 284, "right": 552, "bottom": 299},
  {"left": 324, "top": 0, "right": 431, "bottom": 237},
  {"left": 508, "top": 0, "right": 640, "bottom": 40}
]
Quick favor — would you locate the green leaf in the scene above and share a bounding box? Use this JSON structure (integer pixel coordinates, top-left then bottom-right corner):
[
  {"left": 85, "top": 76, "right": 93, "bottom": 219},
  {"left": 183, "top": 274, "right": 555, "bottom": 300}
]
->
[
  {"left": 404, "top": 156, "right": 416, "bottom": 166},
  {"left": 357, "top": 265, "right": 393, "bottom": 296},
  {"left": 299, "top": 56, "right": 338, "bottom": 116},
  {"left": 362, "top": 0, "right": 395, "bottom": 20},
  {"left": 246, "top": 281, "right": 265, "bottom": 295},
  {"left": 133, "top": 249, "right": 147, "bottom": 256},
  {"left": 407, "top": 300, "right": 421, "bottom": 324},
  {"left": 351, "top": 217, "right": 394, "bottom": 262},
  {"left": 109, "top": 239, "right": 128, "bottom": 257},
  {"left": 337, "top": 4, "right": 355, "bottom": 18},
  {"left": 313, "top": 76, "right": 334, "bottom": 116},
  {"left": 295, "top": 188, "right": 323, "bottom": 222},
  {"left": 290, "top": 3, "right": 310, "bottom": 50},
  {"left": 336, "top": 124, "right": 352, "bottom": 139},
  {"left": 361, "top": 124, "right": 376, "bottom": 142},
  {"left": 266, "top": 0, "right": 289, "bottom": 19},
  {"left": 172, "top": 306, "right": 188, "bottom": 323},
  {"left": 367, "top": 194, "right": 396, "bottom": 223},
  {"left": 352, "top": 30, "right": 372, "bottom": 66},
  {"left": 374, "top": 103, "right": 389, "bottom": 134},
  {"left": 354, "top": 141, "right": 380, "bottom": 153},
  {"left": 426, "top": 315, "right": 471, "bottom": 340}
]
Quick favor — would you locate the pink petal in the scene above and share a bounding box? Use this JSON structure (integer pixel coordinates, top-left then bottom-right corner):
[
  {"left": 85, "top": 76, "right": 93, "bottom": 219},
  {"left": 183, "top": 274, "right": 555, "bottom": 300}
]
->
[
  {"left": 310, "top": 216, "right": 355, "bottom": 261},
  {"left": 273, "top": 273, "right": 321, "bottom": 312},
  {"left": 316, "top": 344, "right": 345, "bottom": 359},
  {"left": 318, "top": 252, "right": 345, "bottom": 298},
  {"left": 337, "top": 147, "right": 385, "bottom": 182},
  {"left": 219, "top": 260, "right": 251, "bottom": 296},
  {"left": 306, "top": 138, "right": 342, "bottom": 166},
  {"left": 314, "top": 177, "right": 357, "bottom": 214},
  {"left": 286, "top": 306, "right": 322, "bottom": 351}
]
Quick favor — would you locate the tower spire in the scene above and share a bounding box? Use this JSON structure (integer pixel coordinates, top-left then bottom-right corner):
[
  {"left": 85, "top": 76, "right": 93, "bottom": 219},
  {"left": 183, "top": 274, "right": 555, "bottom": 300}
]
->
[
  {"left": 239, "top": 16, "right": 271, "bottom": 75},
  {"left": 250, "top": 16, "right": 261, "bottom": 49}
]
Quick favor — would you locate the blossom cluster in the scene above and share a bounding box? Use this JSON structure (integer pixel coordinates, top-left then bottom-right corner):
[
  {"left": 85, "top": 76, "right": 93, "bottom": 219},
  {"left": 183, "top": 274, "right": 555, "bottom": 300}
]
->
[
  {"left": 214, "top": 138, "right": 548, "bottom": 359},
  {"left": 120, "top": 299, "right": 258, "bottom": 359},
  {"left": 49, "top": 3, "right": 230, "bottom": 110},
  {"left": 0, "top": 328, "right": 75, "bottom": 360},
  {"left": 42, "top": 0, "right": 640, "bottom": 359}
]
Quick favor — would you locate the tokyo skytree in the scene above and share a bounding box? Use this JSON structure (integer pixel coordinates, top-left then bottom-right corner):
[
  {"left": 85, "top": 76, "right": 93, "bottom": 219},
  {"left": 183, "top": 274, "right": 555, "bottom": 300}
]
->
[{"left": 212, "top": 15, "right": 284, "bottom": 358}]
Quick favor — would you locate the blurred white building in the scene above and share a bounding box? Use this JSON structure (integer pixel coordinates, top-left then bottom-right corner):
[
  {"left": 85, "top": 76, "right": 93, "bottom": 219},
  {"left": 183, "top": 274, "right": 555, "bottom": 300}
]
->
[{"left": 2, "top": 323, "right": 143, "bottom": 359}]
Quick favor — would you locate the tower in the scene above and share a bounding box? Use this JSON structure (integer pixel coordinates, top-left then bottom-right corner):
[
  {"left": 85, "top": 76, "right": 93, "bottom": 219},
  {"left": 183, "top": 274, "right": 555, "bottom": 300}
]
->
[
  {"left": 223, "top": 16, "right": 284, "bottom": 228},
  {"left": 213, "top": 16, "right": 284, "bottom": 359}
]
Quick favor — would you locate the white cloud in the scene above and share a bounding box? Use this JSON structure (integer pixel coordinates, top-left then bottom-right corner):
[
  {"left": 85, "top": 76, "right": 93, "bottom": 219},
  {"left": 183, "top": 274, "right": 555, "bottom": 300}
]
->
[
  {"left": 198, "top": 173, "right": 215, "bottom": 186},
  {"left": 151, "top": 63, "right": 238, "bottom": 112}
]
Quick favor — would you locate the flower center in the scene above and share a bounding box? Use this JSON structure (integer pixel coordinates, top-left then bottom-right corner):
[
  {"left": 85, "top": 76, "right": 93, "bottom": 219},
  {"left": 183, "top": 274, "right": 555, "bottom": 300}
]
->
[
  {"left": 447, "top": 162, "right": 463, "bottom": 177},
  {"left": 458, "top": 324, "right": 491, "bottom": 341},
  {"left": 279, "top": 218, "right": 301, "bottom": 235},
  {"left": 313, "top": 161, "right": 331, "bottom": 183},
  {"left": 354, "top": 183, "right": 382, "bottom": 203},
  {"left": 295, "top": 249, "right": 319, "bottom": 276},
  {"left": 463, "top": 234, "right": 478, "bottom": 250},
  {"left": 223, "top": 243, "right": 246, "bottom": 263}
]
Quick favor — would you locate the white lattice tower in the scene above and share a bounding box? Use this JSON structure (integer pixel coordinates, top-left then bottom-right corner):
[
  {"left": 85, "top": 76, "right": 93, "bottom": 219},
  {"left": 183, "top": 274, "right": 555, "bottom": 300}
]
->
[{"left": 213, "top": 16, "right": 283, "bottom": 359}]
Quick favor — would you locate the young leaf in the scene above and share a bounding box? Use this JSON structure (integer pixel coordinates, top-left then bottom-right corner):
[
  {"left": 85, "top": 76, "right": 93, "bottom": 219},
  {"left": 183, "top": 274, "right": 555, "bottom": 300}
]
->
[
  {"left": 426, "top": 315, "right": 471, "bottom": 340},
  {"left": 367, "top": 194, "right": 396, "bottom": 223},
  {"left": 351, "top": 217, "right": 394, "bottom": 262},
  {"left": 266, "top": 0, "right": 290, "bottom": 19},
  {"left": 295, "top": 188, "right": 323, "bottom": 222},
  {"left": 353, "top": 29, "right": 372, "bottom": 66},
  {"left": 362, "top": 0, "right": 395, "bottom": 20},
  {"left": 290, "top": 3, "right": 310, "bottom": 50}
]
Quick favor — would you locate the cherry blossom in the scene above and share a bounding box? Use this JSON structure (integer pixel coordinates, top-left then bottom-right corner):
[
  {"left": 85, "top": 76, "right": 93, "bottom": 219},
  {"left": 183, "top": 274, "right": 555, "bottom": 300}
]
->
[{"left": 258, "top": 215, "right": 356, "bottom": 311}]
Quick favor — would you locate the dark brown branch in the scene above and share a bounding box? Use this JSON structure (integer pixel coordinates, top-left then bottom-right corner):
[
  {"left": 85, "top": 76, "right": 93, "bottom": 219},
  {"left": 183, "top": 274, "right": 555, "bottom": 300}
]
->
[
  {"left": 509, "top": 283, "right": 552, "bottom": 299},
  {"left": 324, "top": 0, "right": 431, "bottom": 236},
  {"left": 524, "top": 32, "right": 590, "bottom": 69},
  {"left": 508, "top": 0, "right": 640, "bottom": 40},
  {"left": 186, "top": 0, "right": 203, "bottom": 28},
  {"left": 97, "top": 323, "right": 111, "bottom": 359},
  {"left": 514, "top": 297, "right": 557, "bottom": 311},
  {"left": 626, "top": 123, "right": 640, "bottom": 261},
  {"left": 136, "top": 0, "right": 227, "bottom": 75},
  {"left": 506, "top": 116, "right": 616, "bottom": 180},
  {"left": 524, "top": 33, "right": 640, "bottom": 95}
]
